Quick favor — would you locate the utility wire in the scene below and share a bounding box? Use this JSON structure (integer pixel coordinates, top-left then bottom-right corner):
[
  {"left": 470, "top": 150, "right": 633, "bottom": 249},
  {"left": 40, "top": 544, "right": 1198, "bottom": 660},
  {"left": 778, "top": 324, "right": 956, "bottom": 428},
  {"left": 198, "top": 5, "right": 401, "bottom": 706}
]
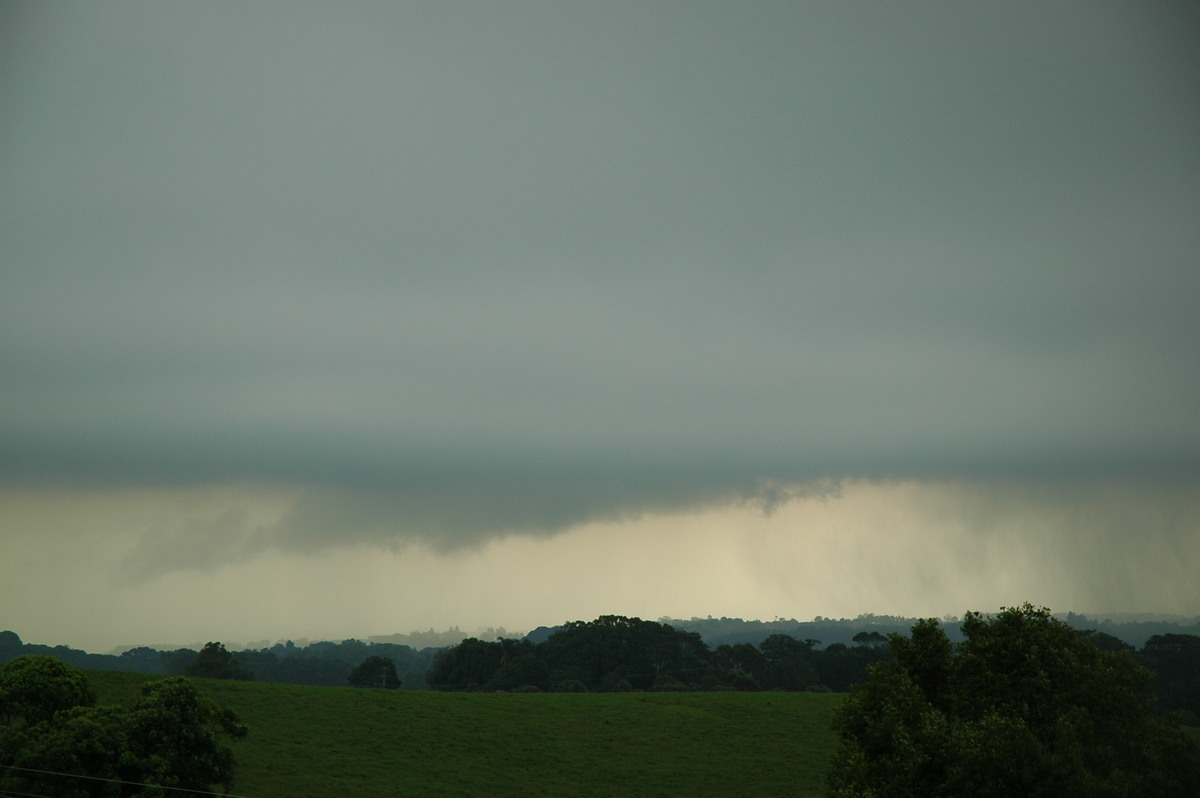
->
[
  {"left": 0, "top": 788, "right": 60, "bottom": 798},
  {"left": 0, "top": 765, "right": 248, "bottom": 798}
]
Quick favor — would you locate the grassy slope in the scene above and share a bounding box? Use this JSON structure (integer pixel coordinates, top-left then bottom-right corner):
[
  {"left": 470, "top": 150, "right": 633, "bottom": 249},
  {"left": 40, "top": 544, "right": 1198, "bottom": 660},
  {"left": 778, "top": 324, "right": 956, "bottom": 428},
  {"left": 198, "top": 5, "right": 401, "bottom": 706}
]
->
[{"left": 90, "top": 671, "right": 842, "bottom": 797}]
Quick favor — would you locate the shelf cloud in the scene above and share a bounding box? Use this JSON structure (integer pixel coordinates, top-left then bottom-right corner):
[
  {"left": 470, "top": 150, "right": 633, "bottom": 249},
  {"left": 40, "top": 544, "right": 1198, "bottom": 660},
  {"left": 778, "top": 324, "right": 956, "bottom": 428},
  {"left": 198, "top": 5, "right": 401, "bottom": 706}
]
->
[{"left": 2, "top": 1, "right": 1197, "bottom": 648}]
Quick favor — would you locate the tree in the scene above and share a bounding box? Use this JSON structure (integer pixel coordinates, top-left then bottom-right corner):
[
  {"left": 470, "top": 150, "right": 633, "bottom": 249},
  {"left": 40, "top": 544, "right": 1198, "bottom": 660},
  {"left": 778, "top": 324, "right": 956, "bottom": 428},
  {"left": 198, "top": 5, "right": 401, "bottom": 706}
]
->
[
  {"left": 829, "top": 604, "right": 1200, "bottom": 797},
  {"left": 539, "top": 616, "right": 709, "bottom": 691},
  {"left": 117, "top": 647, "right": 165, "bottom": 673},
  {"left": 3, "top": 705, "right": 135, "bottom": 797},
  {"left": 758, "top": 634, "right": 818, "bottom": 690},
  {"left": 348, "top": 656, "right": 401, "bottom": 689},
  {"left": 814, "top": 641, "right": 891, "bottom": 693},
  {"left": 125, "top": 677, "right": 247, "bottom": 793},
  {"left": 426, "top": 638, "right": 506, "bottom": 690},
  {"left": 159, "top": 648, "right": 198, "bottom": 676},
  {"left": 0, "top": 655, "right": 95, "bottom": 726},
  {"left": 852, "top": 631, "right": 887, "bottom": 648},
  {"left": 705, "top": 643, "right": 768, "bottom": 690},
  {"left": 1077, "top": 629, "right": 1134, "bottom": 653},
  {"left": 1, "top": 660, "right": 246, "bottom": 797},
  {"left": 0, "top": 631, "right": 23, "bottom": 663},
  {"left": 1140, "top": 634, "right": 1200, "bottom": 725},
  {"left": 184, "top": 642, "right": 253, "bottom": 681},
  {"left": 484, "top": 639, "right": 549, "bottom": 692}
]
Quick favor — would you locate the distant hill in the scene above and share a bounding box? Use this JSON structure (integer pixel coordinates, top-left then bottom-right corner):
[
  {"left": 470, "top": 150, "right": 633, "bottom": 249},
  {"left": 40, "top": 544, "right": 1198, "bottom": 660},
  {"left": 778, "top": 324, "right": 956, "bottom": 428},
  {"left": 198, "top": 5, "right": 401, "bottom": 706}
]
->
[
  {"left": 659, "top": 612, "right": 1200, "bottom": 650},
  {"left": 660, "top": 615, "right": 945, "bottom": 648},
  {"left": 7, "top": 611, "right": 1200, "bottom": 670}
]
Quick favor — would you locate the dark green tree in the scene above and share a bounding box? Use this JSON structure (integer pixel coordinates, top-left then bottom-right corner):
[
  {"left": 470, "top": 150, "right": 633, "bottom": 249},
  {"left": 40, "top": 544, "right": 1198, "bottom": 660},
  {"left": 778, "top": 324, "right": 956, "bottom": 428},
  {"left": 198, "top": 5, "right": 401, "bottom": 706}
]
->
[
  {"left": 348, "top": 656, "right": 401, "bottom": 689},
  {"left": 3, "top": 705, "right": 135, "bottom": 797},
  {"left": 813, "top": 641, "right": 892, "bottom": 693},
  {"left": 488, "top": 651, "right": 551, "bottom": 692},
  {"left": 0, "top": 631, "right": 23, "bottom": 663},
  {"left": 158, "top": 648, "right": 198, "bottom": 676},
  {"left": 1, "top": 662, "right": 246, "bottom": 797},
  {"left": 462, "top": 638, "right": 546, "bottom": 691},
  {"left": 1140, "top": 634, "right": 1200, "bottom": 725},
  {"left": 1077, "top": 629, "right": 1134, "bottom": 653},
  {"left": 852, "top": 631, "right": 887, "bottom": 648},
  {"left": 124, "top": 677, "right": 247, "bottom": 793},
  {"left": 0, "top": 655, "right": 95, "bottom": 726},
  {"left": 829, "top": 604, "right": 1200, "bottom": 797},
  {"left": 184, "top": 642, "right": 253, "bottom": 681},
  {"left": 704, "top": 642, "right": 768, "bottom": 690},
  {"left": 758, "top": 634, "right": 819, "bottom": 690},
  {"left": 426, "top": 638, "right": 506, "bottom": 690},
  {"left": 116, "top": 647, "right": 164, "bottom": 674},
  {"left": 540, "top": 616, "right": 709, "bottom": 691}
]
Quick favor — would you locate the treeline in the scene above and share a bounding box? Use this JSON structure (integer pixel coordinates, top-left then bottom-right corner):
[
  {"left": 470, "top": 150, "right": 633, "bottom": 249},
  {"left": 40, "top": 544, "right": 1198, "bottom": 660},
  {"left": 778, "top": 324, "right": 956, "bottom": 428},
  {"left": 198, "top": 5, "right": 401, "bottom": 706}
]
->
[
  {"left": 659, "top": 613, "right": 960, "bottom": 649},
  {"left": 0, "top": 631, "right": 439, "bottom": 690},
  {"left": 428, "top": 615, "right": 1200, "bottom": 724},
  {"left": 186, "top": 639, "right": 437, "bottom": 689},
  {"left": 660, "top": 611, "right": 1200, "bottom": 650},
  {"left": 3, "top": 617, "right": 1196, "bottom": 720},
  {"left": 427, "top": 615, "right": 891, "bottom": 693}
]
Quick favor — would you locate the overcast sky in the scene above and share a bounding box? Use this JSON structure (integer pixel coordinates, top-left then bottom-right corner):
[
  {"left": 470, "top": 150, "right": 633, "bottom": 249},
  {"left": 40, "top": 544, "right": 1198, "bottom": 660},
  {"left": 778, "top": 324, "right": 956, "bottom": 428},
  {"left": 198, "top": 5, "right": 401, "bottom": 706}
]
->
[{"left": 2, "top": 1, "right": 1198, "bottom": 652}]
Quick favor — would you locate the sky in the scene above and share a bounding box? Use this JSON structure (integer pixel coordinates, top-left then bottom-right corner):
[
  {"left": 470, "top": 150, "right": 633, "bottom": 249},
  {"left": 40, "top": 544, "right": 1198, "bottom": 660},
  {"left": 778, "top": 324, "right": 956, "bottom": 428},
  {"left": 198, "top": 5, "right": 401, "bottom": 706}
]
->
[{"left": 2, "top": 1, "right": 1198, "bottom": 653}]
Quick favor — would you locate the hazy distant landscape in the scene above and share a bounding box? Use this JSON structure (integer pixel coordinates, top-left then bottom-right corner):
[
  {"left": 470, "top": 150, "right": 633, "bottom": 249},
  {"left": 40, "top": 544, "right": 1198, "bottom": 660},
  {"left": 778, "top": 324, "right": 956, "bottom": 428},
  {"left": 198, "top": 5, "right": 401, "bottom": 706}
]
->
[{"left": 9, "top": 610, "right": 1200, "bottom": 663}]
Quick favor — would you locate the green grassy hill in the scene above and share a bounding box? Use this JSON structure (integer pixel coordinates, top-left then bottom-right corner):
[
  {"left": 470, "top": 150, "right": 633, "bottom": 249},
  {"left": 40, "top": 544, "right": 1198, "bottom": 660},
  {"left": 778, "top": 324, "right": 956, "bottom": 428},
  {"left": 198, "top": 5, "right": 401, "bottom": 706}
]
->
[{"left": 89, "top": 671, "right": 842, "bottom": 797}]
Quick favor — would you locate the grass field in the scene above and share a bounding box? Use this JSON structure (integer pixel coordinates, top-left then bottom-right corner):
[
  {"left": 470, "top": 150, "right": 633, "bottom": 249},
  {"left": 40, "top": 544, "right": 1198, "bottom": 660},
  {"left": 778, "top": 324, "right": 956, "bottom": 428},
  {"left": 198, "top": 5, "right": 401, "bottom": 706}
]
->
[{"left": 89, "top": 671, "right": 843, "bottom": 797}]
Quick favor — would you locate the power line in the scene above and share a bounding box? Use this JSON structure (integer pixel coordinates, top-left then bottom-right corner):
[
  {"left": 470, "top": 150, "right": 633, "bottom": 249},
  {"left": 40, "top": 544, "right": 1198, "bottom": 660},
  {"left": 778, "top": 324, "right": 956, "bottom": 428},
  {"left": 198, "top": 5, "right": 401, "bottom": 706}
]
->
[
  {"left": 0, "top": 788, "right": 61, "bottom": 798},
  {"left": 0, "top": 765, "right": 249, "bottom": 798}
]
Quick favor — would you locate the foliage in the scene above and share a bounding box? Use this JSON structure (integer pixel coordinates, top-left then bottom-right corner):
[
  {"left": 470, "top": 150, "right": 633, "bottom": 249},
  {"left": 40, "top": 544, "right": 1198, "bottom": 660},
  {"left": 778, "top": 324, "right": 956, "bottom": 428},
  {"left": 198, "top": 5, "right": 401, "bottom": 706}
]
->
[
  {"left": 704, "top": 642, "right": 768, "bottom": 690},
  {"left": 0, "top": 632, "right": 438, "bottom": 689},
  {"left": 158, "top": 648, "right": 198, "bottom": 676},
  {"left": 0, "top": 659, "right": 246, "bottom": 797},
  {"left": 814, "top": 643, "right": 891, "bottom": 692},
  {"left": 852, "top": 631, "right": 887, "bottom": 648},
  {"left": 539, "top": 615, "right": 710, "bottom": 691},
  {"left": 90, "top": 669, "right": 842, "bottom": 797},
  {"left": 0, "top": 655, "right": 96, "bottom": 726},
  {"left": 117, "top": 648, "right": 164, "bottom": 671},
  {"left": 3, "top": 704, "right": 135, "bottom": 797},
  {"left": 759, "top": 633, "right": 821, "bottom": 690},
  {"left": 184, "top": 642, "right": 254, "bottom": 681},
  {"left": 1077, "top": 629, "right": 1134, "bottom": 653},
  {"left": 422, "top": 615, "right": 896, "bottom": 693},
  {"left": 125, "top": 677, "right": 247, "bottom": 792},
  {"left": 348, "top": 656, "right": 402, "bottom": 689},
  {"left": 232, "top": 639, "right": 433, "bottom": 688},
  {"left": 829, "top": 604, "right": 1200, "bottom": 797},
  {"left": 0, "top": 631, "right": 23, "bottom": 661},
  {"left": 3, "top": 614, "right": 1195, "bottom": 706},
  {"left": 555, "top": 679, "right": 589, "bottom": 693},
  {"left": 487, "top": 644, "right": 551, "bottom": 691},
  {"left": 425, "top": 637, "right": 505, "bottom": 690},
  {"left": 1140, "top": 634, "right": 1200, "bottom": 725}
]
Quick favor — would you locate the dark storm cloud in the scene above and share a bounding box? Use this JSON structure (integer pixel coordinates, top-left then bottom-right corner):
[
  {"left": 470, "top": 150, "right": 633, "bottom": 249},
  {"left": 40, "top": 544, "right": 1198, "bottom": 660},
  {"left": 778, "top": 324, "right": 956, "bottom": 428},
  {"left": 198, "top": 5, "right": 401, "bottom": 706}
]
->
[{"left": 3, "top": 1, "right": 1198, "bottom": 549}]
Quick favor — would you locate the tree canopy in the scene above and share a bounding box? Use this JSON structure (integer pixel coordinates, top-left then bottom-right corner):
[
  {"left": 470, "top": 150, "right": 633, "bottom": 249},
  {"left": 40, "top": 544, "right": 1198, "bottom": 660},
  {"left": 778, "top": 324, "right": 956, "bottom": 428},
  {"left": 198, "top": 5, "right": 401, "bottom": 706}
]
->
[
  {"left": 0, "top": 657, "right": 246, "bottom": 797},
  {"left": 0, "top": 654, "right": 95, "bottom": 727},
  {"left": 348, "top": 656, "right": 402, "bottom": 689},
  {"left": 829, "top": 604, "right": 1200, "bottom": 797},
  {"left": 184, "top": 642, "right": 254, "bottom": 681}
]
